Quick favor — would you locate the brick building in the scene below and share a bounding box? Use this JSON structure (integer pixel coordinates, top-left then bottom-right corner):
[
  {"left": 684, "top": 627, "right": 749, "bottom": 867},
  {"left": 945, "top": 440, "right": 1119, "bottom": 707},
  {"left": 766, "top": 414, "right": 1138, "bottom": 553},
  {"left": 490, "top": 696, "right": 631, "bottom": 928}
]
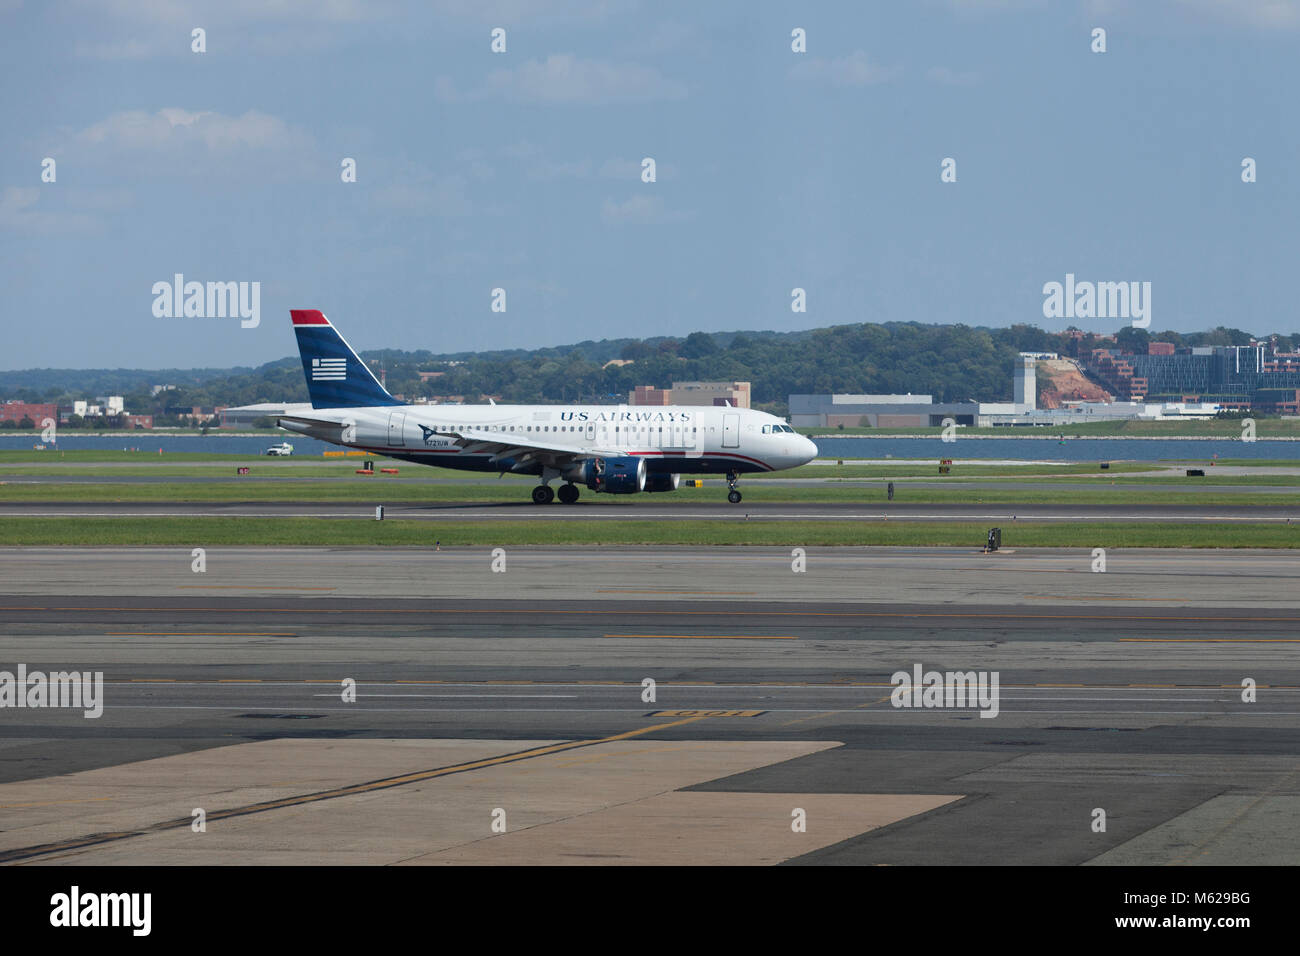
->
[{"left": 0, "top": 401, "right": 58, "bottom": 425}]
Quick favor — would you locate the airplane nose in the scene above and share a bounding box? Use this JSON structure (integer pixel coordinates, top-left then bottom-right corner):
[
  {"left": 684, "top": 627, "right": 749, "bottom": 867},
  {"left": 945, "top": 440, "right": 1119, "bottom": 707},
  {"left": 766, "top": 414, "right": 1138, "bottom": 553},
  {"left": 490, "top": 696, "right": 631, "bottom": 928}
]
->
[{"left": 798, "top": 435, "right": 818, "bottom": 465}]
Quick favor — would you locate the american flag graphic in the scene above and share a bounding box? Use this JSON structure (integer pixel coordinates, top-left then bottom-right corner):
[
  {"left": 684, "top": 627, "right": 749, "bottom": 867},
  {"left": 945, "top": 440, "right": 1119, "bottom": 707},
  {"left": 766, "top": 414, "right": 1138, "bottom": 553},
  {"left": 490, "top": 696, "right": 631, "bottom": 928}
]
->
[{"left": 311, "top": 357, "right": 347, "bottom": 381}]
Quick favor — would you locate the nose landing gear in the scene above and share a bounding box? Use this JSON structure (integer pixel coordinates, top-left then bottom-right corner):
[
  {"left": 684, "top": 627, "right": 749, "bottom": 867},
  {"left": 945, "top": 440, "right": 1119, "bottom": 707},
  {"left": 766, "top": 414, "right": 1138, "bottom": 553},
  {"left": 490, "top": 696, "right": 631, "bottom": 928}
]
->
[{"left": 726, "top": 470, "right": 742, "bottom": 504}]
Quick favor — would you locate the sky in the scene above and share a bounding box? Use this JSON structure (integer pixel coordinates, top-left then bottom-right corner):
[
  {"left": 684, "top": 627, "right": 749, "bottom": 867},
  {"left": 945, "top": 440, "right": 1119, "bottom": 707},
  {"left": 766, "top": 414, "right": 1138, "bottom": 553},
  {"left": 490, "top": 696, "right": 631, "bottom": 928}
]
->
[{"left": 1, "top": 0, "right": 1297, "bottom": 370}]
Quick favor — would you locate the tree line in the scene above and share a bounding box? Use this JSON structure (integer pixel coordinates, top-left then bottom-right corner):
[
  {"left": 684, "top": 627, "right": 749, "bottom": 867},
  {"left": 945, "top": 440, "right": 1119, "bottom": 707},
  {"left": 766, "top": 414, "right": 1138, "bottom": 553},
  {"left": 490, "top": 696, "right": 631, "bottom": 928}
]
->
[{"left": 2, "top": 323, "right": 1287, "bottom": 419}]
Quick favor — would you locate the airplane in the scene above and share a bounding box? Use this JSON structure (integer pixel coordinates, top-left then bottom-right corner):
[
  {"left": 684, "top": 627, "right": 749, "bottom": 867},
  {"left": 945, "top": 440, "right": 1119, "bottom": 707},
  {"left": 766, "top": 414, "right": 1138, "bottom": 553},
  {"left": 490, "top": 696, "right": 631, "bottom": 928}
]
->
[{"left": 278, "top": 309, "right": 819, "bottom": 504}]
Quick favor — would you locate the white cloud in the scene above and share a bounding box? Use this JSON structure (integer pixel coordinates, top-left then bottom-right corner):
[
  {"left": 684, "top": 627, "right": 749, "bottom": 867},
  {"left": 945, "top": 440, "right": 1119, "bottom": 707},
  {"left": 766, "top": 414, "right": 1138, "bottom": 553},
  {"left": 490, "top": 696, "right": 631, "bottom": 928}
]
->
[
  {"left": 69, "top": 0, "right": 392, "bottom": 58},
  {"left": 942, "top": 0, "right": 1046, "bottom": 11},
  {"left": 927, "top": 66, "right": 980, "bottom": 86},
  {"left": 618, "top": 19, "right": 698, "bottom": 56},
  {"left": 0, "top": 186, "right": 38, "bottom": 219},
  {"left": 373, "top": 174, "right": 472, "bottom": 217},
  {"left": 789, "top": 50, "right": 899, "bottom": 87},
  {"left": 423, "top": 0, "right": 635, "bottom": 23},
  {"left": 58, "top": 108, "right": 317, "bottom": 182},
  {"left": 77, "top": 0, "right": 380, "bottom": 24},
  {"left": 525, "top": 159, "right": 593, "bottom": 181},
  {"left": 0, "top": 186, "right": 101, "bottom": 235},
  {"left": 1172, "top": 0, "right": 1300, "bottom": 28},
  {"left": 71, "top": 1, "right": 637, "bottom": 58},
  {"left": 600, "top": 194, "right": 691, "bottom": 225},
  {"left": 1084, "top": 0, "right": 1299, "bottom": 28},
  {"left": 437, "top": 54, "right": 687, "bottom": 104},
  {"left": 77, "top": 108, "right": 306, "bottom": 152}
]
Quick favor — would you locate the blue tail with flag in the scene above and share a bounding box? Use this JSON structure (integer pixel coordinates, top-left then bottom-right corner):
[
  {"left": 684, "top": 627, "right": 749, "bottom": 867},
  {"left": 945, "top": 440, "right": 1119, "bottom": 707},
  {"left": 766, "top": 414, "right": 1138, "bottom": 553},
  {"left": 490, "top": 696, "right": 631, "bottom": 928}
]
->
[{"left": 290, "top": 310, "right": 400, "bottom": 409}]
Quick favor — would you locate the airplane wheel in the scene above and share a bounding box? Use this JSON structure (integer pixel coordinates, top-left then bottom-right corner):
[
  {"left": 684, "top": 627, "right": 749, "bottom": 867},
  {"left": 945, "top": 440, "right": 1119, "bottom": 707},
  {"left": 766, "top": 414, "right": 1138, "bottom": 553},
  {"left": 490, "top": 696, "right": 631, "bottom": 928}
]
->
[
  {"left": 728, "top": 490, "right": 742, "bottom": 504},
  {"left": 532, "top": 485, "right": 555, "bottom": 504},
  {"left": 557, "top": 484, "right": 579, "bottom": 504}
]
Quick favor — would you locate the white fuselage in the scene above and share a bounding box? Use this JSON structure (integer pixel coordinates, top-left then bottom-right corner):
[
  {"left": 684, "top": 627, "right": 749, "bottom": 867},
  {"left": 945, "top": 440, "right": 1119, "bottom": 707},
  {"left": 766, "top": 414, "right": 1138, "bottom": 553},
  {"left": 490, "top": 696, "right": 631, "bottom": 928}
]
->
[{"left": 281, "top": 402, "right": 817, "bottom": 476}]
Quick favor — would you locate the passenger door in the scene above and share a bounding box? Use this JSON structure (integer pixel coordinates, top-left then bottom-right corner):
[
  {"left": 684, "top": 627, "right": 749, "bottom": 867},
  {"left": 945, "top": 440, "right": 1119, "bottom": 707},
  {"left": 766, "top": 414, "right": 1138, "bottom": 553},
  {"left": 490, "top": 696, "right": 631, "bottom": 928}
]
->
[
  {"left": 722, "top": 413, "right": 739, "bottom": 448},
  {"left": 387, "top": 411, "right": 406, "bottom": 447}
]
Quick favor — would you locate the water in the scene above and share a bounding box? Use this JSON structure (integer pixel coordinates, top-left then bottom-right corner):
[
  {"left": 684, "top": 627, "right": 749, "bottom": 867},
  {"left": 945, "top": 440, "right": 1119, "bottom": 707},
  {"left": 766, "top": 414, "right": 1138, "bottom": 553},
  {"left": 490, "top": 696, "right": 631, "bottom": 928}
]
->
[
  {"left": 0, "top": 433, "right": 337, "bottom": 456},
  {"left": 3, "top": 432, "right": 1296, "bottom": 463},
  {"left": 811, "top": 436, "right": 1300, "bottom": 462}
]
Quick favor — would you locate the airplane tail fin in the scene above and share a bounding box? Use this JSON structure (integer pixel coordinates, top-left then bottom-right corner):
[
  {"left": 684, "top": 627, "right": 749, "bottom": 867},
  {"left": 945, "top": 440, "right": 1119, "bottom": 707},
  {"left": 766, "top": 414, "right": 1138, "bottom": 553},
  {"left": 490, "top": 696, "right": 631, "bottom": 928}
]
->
[{"left": 290, "top": 310, "right": 400, "bottom": 409}]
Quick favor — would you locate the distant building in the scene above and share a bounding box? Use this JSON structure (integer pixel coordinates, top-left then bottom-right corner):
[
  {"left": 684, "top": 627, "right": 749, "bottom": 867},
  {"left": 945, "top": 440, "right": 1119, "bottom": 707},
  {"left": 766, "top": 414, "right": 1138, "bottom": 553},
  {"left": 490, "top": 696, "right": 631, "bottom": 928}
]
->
[
  {"left": 630, "top": 385, "right": 671, "bottom": 405},
  {"left": 165, "top": 405, "right": 225, "bottom": 423},
  {"left": 1085, "top": 343, "right": 1300, "bottom": 411},
  {"left": 0, "top": 401, "right": 57, "bottom": 425},
  {"left": 791, "top": 393, "right": 1220, "bottom": 428},
  {"left": 791, "top": 394, "right": 980, "bottom": 428},
  {"left": 122, "top": 414, "right": 154, "bottom": 429},
  {"left": 630, "top": 381, "right": 750, "bottom": 408},
  {"left": 1014, "top": 357, "right": 1037, "bottom": 410}
]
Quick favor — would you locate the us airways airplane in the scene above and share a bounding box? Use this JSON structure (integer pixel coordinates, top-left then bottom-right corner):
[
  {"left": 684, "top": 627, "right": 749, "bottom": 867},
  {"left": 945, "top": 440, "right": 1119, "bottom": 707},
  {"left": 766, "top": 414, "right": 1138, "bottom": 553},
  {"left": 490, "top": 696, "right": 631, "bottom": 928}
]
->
[{"left": 278, "top": 310, "right": 818, "bottom": 504}]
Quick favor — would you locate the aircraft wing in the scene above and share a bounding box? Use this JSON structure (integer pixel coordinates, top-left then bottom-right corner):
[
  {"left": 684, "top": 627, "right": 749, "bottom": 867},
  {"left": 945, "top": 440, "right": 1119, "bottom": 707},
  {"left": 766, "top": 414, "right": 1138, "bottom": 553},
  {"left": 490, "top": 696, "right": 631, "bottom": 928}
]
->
[{"left": 421, "top": 425, "right": 615, "bottom": 465}]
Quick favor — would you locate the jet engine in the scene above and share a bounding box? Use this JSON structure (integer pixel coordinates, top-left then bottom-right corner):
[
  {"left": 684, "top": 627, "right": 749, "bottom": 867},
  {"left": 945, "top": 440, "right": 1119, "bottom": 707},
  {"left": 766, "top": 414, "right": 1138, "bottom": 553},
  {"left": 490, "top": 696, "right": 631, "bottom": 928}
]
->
[
  {"left": 576, "top": 456, "right": 646, "bottom": 494},
  {"left": 644, "top": 473, "right": 680, "bottom": 493}
]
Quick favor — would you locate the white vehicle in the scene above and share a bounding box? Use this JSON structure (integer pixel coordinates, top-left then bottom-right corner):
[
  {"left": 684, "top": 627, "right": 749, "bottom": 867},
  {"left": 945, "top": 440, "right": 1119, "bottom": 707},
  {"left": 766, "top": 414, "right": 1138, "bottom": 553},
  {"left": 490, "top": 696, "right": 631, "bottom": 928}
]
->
[
  {"left": 279, "top": 310, "right": 818, "bottom": 504},
  {"left": 265, "top": 442, "right": 294, "bottom": 456}
]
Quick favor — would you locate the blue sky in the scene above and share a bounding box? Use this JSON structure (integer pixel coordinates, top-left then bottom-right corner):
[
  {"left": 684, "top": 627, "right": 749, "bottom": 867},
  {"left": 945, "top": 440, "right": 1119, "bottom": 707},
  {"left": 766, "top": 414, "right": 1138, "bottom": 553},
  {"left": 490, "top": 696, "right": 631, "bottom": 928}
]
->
[{"left": 1, "top": 0, "right": 1297, "bottom": 369}]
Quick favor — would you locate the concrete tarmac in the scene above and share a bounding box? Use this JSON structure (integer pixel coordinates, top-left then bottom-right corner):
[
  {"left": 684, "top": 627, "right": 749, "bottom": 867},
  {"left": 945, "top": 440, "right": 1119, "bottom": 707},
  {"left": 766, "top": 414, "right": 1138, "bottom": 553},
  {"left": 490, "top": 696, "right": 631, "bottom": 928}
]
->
[
  {"left": 1, "top": 546, "right": 1298, "bottom": 865},
  {"left": 3, "top": 500, "right": 1300, "bottom": 521}
]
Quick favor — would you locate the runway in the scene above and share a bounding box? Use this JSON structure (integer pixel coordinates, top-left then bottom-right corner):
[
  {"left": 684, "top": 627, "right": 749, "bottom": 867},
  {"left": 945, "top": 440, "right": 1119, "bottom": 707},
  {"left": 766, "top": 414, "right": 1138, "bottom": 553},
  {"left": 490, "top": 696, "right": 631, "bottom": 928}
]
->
[
  {"left": 1, "top": 546, "right": 1298, "bottom": 865},
  {"left": 9, "top": 473, "right": 1300, "bottom": 497},
  {"left": 3, "top": 500, "right": 1299, "bottom": 521}
]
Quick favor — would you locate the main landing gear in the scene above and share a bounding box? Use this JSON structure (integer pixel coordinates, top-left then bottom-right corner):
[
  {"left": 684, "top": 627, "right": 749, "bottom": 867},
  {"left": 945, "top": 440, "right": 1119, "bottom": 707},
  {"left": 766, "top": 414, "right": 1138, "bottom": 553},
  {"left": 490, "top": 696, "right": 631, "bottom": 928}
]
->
[
  {"left": 726, "top": 470, "right": 742, "bottom": 504},
  {"left": 534, "top": 483, "right": 581, "bottom": 504}
]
